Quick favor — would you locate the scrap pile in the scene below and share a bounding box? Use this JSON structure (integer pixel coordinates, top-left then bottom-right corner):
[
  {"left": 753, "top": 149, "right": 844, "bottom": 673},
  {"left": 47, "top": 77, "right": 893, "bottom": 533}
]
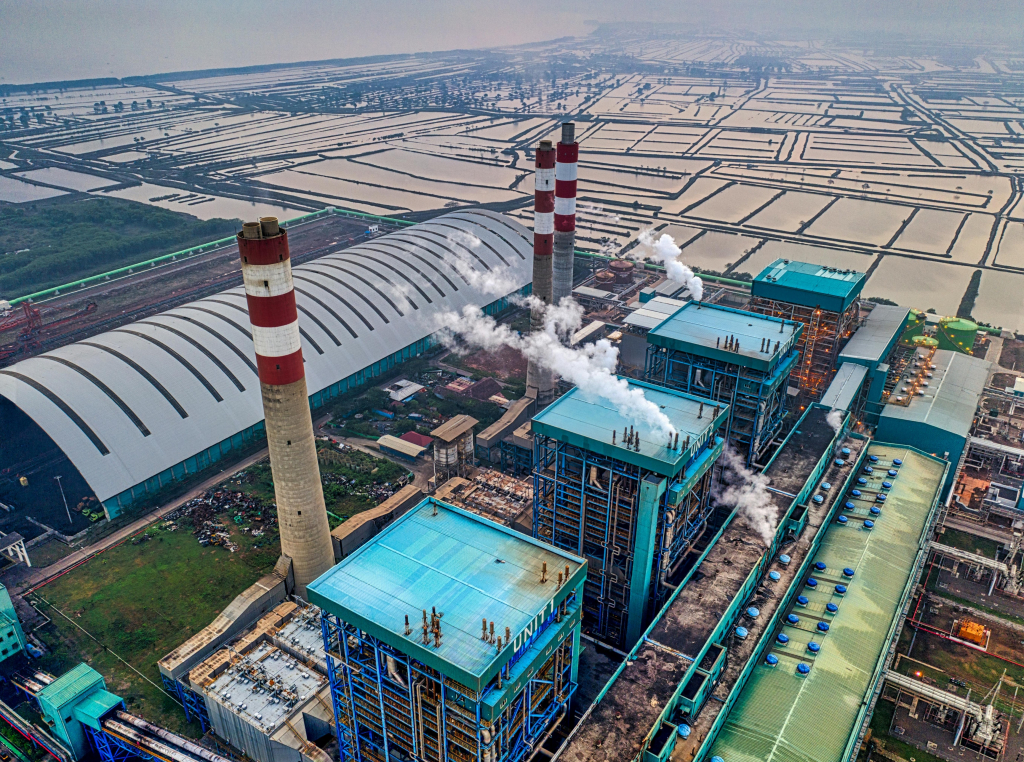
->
[{"left": 162, "top": 489, "right": 277, "bottom": 552}]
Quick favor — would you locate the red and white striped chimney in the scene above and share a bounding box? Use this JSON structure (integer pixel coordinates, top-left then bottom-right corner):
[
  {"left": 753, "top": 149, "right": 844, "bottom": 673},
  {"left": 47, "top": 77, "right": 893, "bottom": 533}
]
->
[
  {"left": 237, "top": 217, "right": 335, "bottom": 597},
  {"left": 525, "top": 141, "right": 556, "bottom": 407},
  {"left": 552, "top": 122, "right": 578, "bottom": 304}
]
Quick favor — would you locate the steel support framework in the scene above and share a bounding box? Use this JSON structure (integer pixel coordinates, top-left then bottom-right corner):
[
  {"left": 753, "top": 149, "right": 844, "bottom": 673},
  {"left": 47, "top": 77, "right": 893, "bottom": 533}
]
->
[
  {"left": 321, "top": 611, "right": 575, "bottom": 762},
  {"left": 85, "top": 726, "right": 149, "bottom": 762},
  {"left": 748, "top": 297, "right": 858, "bottom": 399},
  {"left": 161, "top": 675, "right": 210, "bottom": 732},
  {"left": 532, "top": 437, "right": 715, "bottom": 649},
  {"left": 643, "top": 346, "right": 794, "bottom": 464},
  {"left": 499, "top": 440, "right": 533, "bottom": 478}
]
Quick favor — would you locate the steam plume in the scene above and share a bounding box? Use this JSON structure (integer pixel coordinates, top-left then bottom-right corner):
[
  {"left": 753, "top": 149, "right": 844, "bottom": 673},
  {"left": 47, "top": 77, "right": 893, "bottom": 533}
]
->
[
  {"left": 437, "top": 299, "right": 676, "bottom": 438},
  {"left": 826, "top": 408, "right": 845, "bottom": 435},
  {"left": 635, "top": 229, "right": 704, "bottom": 301},
  {"left": 442, "top": 230, "right": 521, "bottom": 297},
  {"left": 714, "top": 444, "right": 777, "bottom": 545}
]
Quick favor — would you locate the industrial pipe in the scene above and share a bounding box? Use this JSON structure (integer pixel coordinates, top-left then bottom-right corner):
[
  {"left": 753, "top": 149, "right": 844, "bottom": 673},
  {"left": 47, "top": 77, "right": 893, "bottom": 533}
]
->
[
  {"left": 104, "top": 720, "right": 210, "bottom": 762},
  {"left": 114, "top": 712, "right": 231, "bottom": 762}
]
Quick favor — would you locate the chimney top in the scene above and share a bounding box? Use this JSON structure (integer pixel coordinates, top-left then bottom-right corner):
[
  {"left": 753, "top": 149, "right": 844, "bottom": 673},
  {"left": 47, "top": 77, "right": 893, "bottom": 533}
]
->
[{"left": 561, "top": 122, "right": 576, "bottom": 144}]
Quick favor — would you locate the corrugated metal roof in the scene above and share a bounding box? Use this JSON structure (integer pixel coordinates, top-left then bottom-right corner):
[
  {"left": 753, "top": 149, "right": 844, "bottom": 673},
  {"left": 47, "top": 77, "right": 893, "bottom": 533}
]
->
[
  {"left": 647, "top": 302, "right": 801, "bottom": 373},
  {"left": 840, "top": 305, "right": 910, "bottom": 366},
  {"left": 38, "top": 663, "right": 104, "bottom": 709},
  {"left": 880, "top": 349, "right": 990, "bottom": 438},
  {"left": 376, "top": 435, "right": 427, "bottom": 458},
  {"left": 709, "top": 445, "right": 946, "bottom": 762},
  {"left": 431, "top": 414, "right": 479, "bottom": 442},
  {"left": 308, "top": 499, "right": 585, "bottom": 692},
  {"left": 624, "top": 296, "right": 688, "bottom": 330},
  {"left": 71, "top": 690, "right": 122, "bottom": 730},
  {"left": 531, "top": 379, "right": 726, "bottom": 477},
  {"left": 752, "top": 259, "right": 865, "bottom": 314},
  {"left": 819, "top": 362, "right": 868, "bottom": 411},
  {"left": 0, "top": 210, "right": 531, "bottom": 502}
]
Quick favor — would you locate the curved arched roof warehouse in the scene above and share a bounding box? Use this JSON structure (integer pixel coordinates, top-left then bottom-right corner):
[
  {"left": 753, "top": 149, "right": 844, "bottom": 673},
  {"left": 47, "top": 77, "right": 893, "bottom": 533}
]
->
[{"left": 0, "top": 210, "right": 532, "bottom": 518}]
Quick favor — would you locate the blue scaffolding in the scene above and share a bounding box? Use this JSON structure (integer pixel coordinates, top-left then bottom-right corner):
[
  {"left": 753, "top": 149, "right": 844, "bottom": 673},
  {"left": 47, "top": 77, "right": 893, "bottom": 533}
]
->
[
  {"left": 499, "top": 439, "right": 532, "bottom": 478},
  {"left": 643, "top": 302, "right": 801, "bottom": 464},
  {"left": 161, "top": 675, "right": 210, "bottom": 732},
  {"left": 531, "top": 379, "right": 727, "bottom": 649}
]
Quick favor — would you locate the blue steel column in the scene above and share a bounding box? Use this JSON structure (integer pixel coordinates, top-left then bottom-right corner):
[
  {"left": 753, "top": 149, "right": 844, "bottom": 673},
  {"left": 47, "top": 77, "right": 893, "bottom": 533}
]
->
[{"left": 626, "top": 475, "right": 667, "bottom": 645}]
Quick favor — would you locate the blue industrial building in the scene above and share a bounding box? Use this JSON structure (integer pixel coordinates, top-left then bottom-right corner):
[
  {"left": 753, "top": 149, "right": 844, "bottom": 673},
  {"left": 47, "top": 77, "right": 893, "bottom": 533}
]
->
[
  {"left": 308, "top": 498, "right": 585, "bottom": 762},
  {"left": 531, "top": 379, "right": 726, "bottom": 649},
  {"left": 644, "top": 302, "right": 801, "bottom": 464}
]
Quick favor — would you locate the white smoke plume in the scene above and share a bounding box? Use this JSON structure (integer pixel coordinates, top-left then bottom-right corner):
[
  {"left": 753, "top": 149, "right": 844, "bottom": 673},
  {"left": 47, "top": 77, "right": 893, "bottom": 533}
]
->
[
  {"left": 714, "top": 444, "right": 777, "bottom": 545},
  {"left": 442, "top": 230, "right": 521, "bottom": 298},
  {"left": 436, "top": 299, "right": 676, "bottom": 438},
  {"left": 635, "top": 229, "right": 704, "bottom": 301},
  {"left": 826, "top": 408, "right": 845, "bottom": 435},
  {"left": 579, "top": 203, "right": 621, "bottom": 225}
]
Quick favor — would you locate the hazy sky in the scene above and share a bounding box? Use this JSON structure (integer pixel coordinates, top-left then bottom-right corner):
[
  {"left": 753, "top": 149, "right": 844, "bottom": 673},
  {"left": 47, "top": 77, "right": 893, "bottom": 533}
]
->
[{"left": 2, "top": 0, "right": 1022, "bottom": 85}]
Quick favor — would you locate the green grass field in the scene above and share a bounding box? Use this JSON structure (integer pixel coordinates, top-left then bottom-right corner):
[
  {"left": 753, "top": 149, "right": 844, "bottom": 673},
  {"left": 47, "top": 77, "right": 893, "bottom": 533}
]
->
[
  {"left": 937, "top": 527, "right": 1001, "bottom": 559},
  {"left": 29, "top": 520, "right": 278, "bottom": 736}
]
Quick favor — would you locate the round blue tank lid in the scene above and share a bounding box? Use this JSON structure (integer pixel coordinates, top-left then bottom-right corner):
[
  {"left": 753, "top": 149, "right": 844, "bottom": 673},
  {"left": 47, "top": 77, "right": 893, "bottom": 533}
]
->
[
  {"left": 813, "top": 494, "right": 824, "bottom": 504},
  {"left": 797, "top": 663, "right": 811, "bottom": 675},
  {"left": 865, "top": 467, "right": 875, "bottom": 475},
  {"left": 808, "top": 641, "right": 821, "bottom": 653},
  {"left": 806, "top": 578, "right": 818, "bottom": 588},
  {"left": 876, "top": 493, "right": 887, "bottom": 502},
  {"left": 777, "top": 633, "right": 790, "bottom": 644},
  {"left": 821, "top": 482, "right": 831, "bottom": 490},
  {"left": 826, "top": 602, "right": 839, "bottom": 613},
  {"left": 844, "top": 501, "right": 855, "bottom": 510},
  {"left": 851, "top": 489, "right": 862, "bottom": 497},
  {"left": 787, "top": 614, "right": 800, "bottom": 625},
  {"left": 678, "top": 724, "right": 691, "bottom": 739},
  {"left": 882, "top": 481, "right": 893, "bottom": 489},
  {"left": 817, "top": 621, "right": 830, "bottom": 632},
  {"left": 843, "top": 567, "right": 855, "bottom": 577},
  {"left": 779, "top": 554, "right": 791, "bottom": 564},
  {"left": 837, "top": 516, "right": 849, "bottom": 524},
  {"left": 888, "top": 469, "right": 898, "bottom": 476},
  {"left": 815, "top": 561, "right": 827, "bottom": 571},
  {"left": 769, "top": 571, "right": 781, "bottom": 581},
  {"left": 711, "top": 756, "right": 725, "bottom": 762},
  {"left": 747, "top": 606, "right": 760, "bottom": 618},
  {"left": 870, "top": 506, "right": 881, "bottom": 515},
  {"left": 864, "top": 520, "right": 875, "bottom": 529},
  {"left": 893, "top": 458, "right": 903, "bottom": 465},
  {"left": 797, "top": 595, "right": 809, "bottom": 606},
  {"left": 735, "top": 626, "right": 748, "bottom": 639},
  {"left": 765, "top": 654, "right": 779, "bottom": 666},
  {"left": 869, "top": 455, "right": 879, "bottom": 462},
  {"left": 841, "top": 447, "right": 851, "bottom": 456},
  {"left": 834, "top": 458, "right": 846, "bottom": 466},
  {"left": 835, "top": 584, "right": 848, "bottom": 594},
  {"left": 857, "top": 477, "right": 868, "bottom": 485}
]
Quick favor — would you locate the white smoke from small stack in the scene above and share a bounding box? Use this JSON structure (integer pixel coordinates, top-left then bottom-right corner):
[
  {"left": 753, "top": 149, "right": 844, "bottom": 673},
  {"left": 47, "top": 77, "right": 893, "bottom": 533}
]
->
[
  {"left": 437, "top": 299, "right": 676, "bottom": 438},
  {"left": 826, "top": 408, "right": 845, "bottom": 435},
  {"left": 443, "top": 230, "right": 521, "bottom": 297},
  {"left": 714, "top": 444, "right": 777, "bottom": 545},
  {"left": 635, "top": 229, "right": 704, "bottom": 301}
]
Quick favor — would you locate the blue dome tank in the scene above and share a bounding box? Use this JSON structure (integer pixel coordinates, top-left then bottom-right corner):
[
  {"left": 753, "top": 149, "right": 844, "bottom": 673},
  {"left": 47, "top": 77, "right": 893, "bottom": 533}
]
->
[
  {"left": 882, "top": 481, "right": 892, "bottom": 489},
  {"left": 843, "top": 568, "right": 855, "bottom": 577},
  {"left": 864, "top": 520, "right": 875, "bottom": 529},
  {"left": 813, "top": 494, "right": 824, "bottom": 504},
  {"left": 841, "top": 447, "right": 851, "bottom": 456},
  {"left": 834, "top": 458, "right": 846, "bottom": 466},
  {"left": 893, "top": 458, "right": 903, "bottom": 466},
  {"left": 876, "top": 494, "right": 887, "bottom": 502},
  {"left": 779, "top": 554, "right": 791, "bottom": 565},
  {"left": 765, "top": 654, "right": 779, "bottom": 667},
  {"left": 735, "top": 626, "right": 748, "bottom": 639},
  {"left": 817, "top": 621, "right": 830, "bottom": 632},
  {"left": 835, "top": 584, "right": 848, "bottom": 594},
  {"left": 678, "top": 724, "right": 691, "bottom": 739},
  {"left": 769, "top": 571, "right": 781, "bottom": 581},
  {"left": 787, "top": 614, "right": 800, "bottom": 625},
  {"left": 857, "top": 477, "right": 868, "bottom": 485},
  {"left": 864, "top": 466, "right": 874, "bottom": 474},
  {"left": 869, "top": 455, "right": 879, "bottom": 463},
  {"left": 888, "top": 469, "right": 898, "bottom": 477},
  {"left": 837, "top": 516, "right": 848, "bottom": 524},
  {"left": 797, "top": 595, "right": 808, "bottom": 606},
  {"left": 808, "top": 642, "right": 821, "bottom": 653},
  {"left": 870, "top": 506, "right": 881, "bottom": 516},
  {"left": 826, "top": 602, "right": 839, "bottom": 613},
  {"left": 747, "top": 606, "right": 760, "bottom": 618},
  {"left": 815, "top": 561, "right": 827, "bottom": 571},
  {"left": 851, "top": 489, "right": 862, "bottom": 497},
  {"left": 777, "top": 633, "right": 790, "bottom": 645},
  {"left": 797, "top": 663, "right": 811, "bottom": 675},
  {"left": 806, "top": 578, "right": 818, "bottom": 588},
  {"left": 844, "top": 501, "right": 855, "bottom": 510},
  {"left": 821, "top": 482, "right": 831, "bottom": 490}
]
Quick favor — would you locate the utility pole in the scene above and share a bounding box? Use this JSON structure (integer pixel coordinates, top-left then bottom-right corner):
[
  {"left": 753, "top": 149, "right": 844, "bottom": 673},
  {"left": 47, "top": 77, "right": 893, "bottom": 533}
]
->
[{"left": 54, "top": 475, "right": 71, "bottom": 525}]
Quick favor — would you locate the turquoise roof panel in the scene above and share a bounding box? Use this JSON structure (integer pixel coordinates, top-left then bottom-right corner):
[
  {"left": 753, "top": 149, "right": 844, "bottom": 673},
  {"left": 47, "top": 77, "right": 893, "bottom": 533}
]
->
[
  {"left": 308, "top": 499, "right": 586, "bottom": 693},
  {"left": 647, "top": 302, "right": 802, "bottom": 374},
  {"left": 752, "top": 259, "right": 865, "bottom": 314},
  {"left": 38, "top": 663, "right": 105, "bottom": 710},
  {"left": 72, "top": 690, "right": 123, "bottom": 730},
  {"left": 530, "top": 379, "right": 726, "bottom": 477}
]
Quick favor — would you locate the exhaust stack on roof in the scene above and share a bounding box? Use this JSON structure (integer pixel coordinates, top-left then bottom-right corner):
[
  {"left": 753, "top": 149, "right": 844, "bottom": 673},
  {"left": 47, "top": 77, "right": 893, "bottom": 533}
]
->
[
  {"left": 552, "top": 122, "right": 578, "bottom": 305},
  {"left": 526, "top": 141, "right": 557, "bottom": 407},
  {"left": 237, "top": 217, "right": 334, "bottom": 597}
]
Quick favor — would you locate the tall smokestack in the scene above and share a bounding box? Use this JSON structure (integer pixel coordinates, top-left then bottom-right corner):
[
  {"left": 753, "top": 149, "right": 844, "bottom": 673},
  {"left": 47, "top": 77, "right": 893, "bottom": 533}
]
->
[
  {"left": 552, "top": 122, "right": 578, "bottom": 304},
  {"left": 526, "top": 140, "right": 556, "bottom": 407},
  {"left": 237, "top": 217, "right": 334, "bottom": 597}
]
